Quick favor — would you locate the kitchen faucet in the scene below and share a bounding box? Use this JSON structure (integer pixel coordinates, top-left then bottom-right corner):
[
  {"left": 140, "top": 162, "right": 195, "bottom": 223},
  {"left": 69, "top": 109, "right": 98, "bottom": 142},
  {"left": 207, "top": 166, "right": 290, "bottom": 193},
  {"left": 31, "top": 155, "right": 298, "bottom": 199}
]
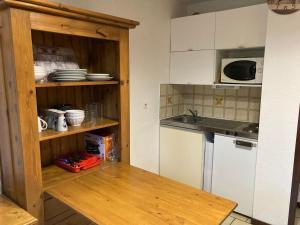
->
[{"left": 188, "top": 109, "right": 198, "bottom": 118}]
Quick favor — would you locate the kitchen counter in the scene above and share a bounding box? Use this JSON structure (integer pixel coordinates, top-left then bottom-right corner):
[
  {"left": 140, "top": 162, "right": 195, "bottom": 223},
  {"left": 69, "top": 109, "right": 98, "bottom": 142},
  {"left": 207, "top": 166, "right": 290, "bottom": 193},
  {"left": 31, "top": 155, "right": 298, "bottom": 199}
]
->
[
  {"left": 161, "top": 115, "right": 259, "bottom": 140},
  {"left": 46, "top": 163, "right": 237, "bottom": 225},
  {"left": 0, "top": 195, "right": 37, "bottom": 225}
]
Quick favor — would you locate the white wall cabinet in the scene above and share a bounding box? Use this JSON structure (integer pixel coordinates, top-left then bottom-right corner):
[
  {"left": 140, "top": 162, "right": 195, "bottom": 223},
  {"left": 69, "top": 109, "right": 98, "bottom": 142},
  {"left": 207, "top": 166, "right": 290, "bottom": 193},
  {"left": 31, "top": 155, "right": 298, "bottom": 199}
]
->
[
  {"left": 170, "top": 50, "right": 215, "bottom": 85},
  {"left": 171, "top": 12, "right": 215, "bottom": 52},
  {"left": 159, "top": 126, "right": 204, "bottom": 189},
  {"left": 215, "top": 4, "right": 268, "bottom": 49}
]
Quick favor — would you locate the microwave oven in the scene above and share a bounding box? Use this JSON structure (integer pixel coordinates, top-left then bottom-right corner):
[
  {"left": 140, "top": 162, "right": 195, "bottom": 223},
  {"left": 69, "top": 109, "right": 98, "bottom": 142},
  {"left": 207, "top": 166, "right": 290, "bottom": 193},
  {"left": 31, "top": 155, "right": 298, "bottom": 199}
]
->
[{"left": 221, "top": 58, "right": 264, "bottom": 84}]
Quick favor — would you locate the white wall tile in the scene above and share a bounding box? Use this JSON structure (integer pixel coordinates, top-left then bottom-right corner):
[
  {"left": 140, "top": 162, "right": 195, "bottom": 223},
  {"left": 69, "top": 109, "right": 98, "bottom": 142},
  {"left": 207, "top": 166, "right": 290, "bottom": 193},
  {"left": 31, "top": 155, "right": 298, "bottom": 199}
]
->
[
  {"left": 204, "top": 86, "right": 214, "bottom": 95},
  {"left": 225, "top": 108, "right": 235, "bottom": 120},
  {"left": 236, "top": 109, "right": 248, "bottom": 121},
  {"left": 195, "top": 85, "right": 204, "bottom": 94},
  {"left": 214, "top": 88, "right": 225, "bottom": 96},
  {"left": 225, "top": 96, "right": 236, "bottom": 108},
  {"left": 237, "top": 97, "right": 249, "bottom": 109},
  {"left": 183, "top": 95, "right": 194, "bottom": 104},
  {"left": 249, "top": 99, "right": 260, "bottom": 110},
  {"left": 249, "top": 110, "right": 260, "bottom": 123},
  {"left": 214, "top": 107, "right": 224, "bottom": 119},
  {"left": 203, "top": 106, "right": 213, "bottom": 117},
  {"left": 203, "top": 95, "right": 213, "bottom": 106},
  {"left": 226, "top": 89, "right": 237, "bottom": 96},
  {"left": 237, "top": 87, "right": 250, "bottom": 97},
  {"left": 194, "top": 95, "right": 203, "bottom": 105}
]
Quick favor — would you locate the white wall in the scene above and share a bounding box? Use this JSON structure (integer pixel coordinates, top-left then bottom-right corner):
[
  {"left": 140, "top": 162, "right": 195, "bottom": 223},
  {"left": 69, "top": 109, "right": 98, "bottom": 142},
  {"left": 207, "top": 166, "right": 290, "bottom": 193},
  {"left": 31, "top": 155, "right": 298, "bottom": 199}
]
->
[
  {"left": 253, "top": 11, "right": 300, "bottom": 225},
  {"left": 186, "top": 0, "right": 265, "bottom": 15},
  {"left": 52, "top": 0, "right": 186, "bottom": 173}
]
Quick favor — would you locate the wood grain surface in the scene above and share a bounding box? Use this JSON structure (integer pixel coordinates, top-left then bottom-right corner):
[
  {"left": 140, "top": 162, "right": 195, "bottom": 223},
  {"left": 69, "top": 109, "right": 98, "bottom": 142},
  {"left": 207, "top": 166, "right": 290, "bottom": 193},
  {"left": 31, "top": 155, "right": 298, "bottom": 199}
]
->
[
  {"left": 46, "top": 163, "right": 237, "bottom": 225},
  {"left": 0, "top": 195, "right": 37, "bottom": 225}
]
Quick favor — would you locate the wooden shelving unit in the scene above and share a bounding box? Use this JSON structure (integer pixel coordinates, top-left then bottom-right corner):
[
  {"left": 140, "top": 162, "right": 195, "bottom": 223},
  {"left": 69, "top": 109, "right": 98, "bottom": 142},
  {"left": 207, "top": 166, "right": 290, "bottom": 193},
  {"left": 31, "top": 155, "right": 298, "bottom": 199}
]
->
[
  {"left": 0, "top": 0, "right": 138, "bottom": 223},
  {"left": 36, "top": 80, "right": 119, "bottom": 88},
  {"left": 39, "top": 118, "right": 119, "bottom": 141}
]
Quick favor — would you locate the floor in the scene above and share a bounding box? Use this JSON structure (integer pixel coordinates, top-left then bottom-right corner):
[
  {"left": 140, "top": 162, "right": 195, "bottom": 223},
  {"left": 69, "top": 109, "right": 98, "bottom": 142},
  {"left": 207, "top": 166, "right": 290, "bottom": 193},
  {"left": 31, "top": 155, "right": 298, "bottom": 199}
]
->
[{"left": 222, "top": 208, "right": 300, "bottom": 225}]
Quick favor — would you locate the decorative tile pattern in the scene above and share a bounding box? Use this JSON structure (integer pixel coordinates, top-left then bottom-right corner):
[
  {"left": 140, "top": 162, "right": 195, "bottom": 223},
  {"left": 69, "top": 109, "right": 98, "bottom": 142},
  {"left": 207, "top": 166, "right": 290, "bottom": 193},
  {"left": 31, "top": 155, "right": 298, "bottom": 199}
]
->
[{"left": 160, "top": 84, "right": 261, "bottom": 123}]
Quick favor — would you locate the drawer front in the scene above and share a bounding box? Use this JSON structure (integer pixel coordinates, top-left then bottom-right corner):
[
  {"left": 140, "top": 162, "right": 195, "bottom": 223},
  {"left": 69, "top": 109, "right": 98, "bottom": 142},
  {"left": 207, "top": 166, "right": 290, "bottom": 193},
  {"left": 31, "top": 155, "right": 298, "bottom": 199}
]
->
[{"left": 30, "top": 12, "right": 121, "bottom": 41}]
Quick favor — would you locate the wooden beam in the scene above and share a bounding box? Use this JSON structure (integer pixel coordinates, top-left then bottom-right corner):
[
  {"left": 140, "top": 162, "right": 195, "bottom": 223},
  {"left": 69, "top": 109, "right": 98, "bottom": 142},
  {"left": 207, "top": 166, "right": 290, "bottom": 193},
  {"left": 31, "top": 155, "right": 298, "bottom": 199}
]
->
[
  {"left": 0, "top": 0, "right": 139, "bottom": 29},
  {"left": 0, "top": 8, "right": 43, "bottom": 222},
  {"left": 119, "top": 29, "right": 130, "bottom": 163}
]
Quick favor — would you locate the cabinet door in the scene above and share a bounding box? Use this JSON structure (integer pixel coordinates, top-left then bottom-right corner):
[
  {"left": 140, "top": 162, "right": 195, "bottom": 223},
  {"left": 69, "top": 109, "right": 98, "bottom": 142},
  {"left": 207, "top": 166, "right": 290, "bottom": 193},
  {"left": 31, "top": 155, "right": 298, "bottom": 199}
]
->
[
  {"left": 215, "top": 4, "right": 268, "bottom": 49},
  {"left": 170, "top": 50, "right": 215, "bottom": 85},
  {"left": 171, "top": 12, "right": 215, "bottom": 51},
  {"left": 160, "top": 126, "right": 204, "bottom": 189}
]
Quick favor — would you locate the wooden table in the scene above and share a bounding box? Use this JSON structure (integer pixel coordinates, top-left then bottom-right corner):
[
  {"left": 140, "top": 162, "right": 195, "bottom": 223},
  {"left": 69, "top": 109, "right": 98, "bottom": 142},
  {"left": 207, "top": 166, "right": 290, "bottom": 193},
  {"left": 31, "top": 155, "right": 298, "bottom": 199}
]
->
[
  {"left": 46, "top": 163, "right": 236, "bottom": 225},
  {"left": 0, "top": 195, "right": 37, "bottom": 225}
]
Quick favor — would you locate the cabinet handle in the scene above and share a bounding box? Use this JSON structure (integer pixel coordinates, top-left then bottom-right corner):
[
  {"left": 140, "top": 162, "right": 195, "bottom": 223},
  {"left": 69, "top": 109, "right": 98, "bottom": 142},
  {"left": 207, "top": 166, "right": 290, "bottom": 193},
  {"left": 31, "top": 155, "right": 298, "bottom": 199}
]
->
[
  {"left": 96, "top": 28, "right": 108, "bottom": 37},
  {"left": 234, "top": 140, "right": 255, "bottom": 149}
]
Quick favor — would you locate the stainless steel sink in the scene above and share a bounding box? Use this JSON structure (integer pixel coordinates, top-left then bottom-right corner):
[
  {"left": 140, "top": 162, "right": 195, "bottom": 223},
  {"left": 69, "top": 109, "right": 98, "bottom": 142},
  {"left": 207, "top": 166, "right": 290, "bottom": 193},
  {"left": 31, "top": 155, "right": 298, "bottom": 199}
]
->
[{"left": 171, "top": 115, "right": 204, "bottom": 124}]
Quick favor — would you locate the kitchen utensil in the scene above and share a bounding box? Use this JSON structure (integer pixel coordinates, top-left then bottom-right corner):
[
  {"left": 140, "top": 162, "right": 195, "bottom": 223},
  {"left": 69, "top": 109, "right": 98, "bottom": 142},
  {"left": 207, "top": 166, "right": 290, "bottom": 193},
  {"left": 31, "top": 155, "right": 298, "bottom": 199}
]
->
[
  {"left": 54, "top": 110, "right": 68, "bottom": 132},
  {"left": 65, "top": 110, "right": 85, "bottom": 126},
  {"left": 38, "top": 116, "right": 48, "bottom": 133}
]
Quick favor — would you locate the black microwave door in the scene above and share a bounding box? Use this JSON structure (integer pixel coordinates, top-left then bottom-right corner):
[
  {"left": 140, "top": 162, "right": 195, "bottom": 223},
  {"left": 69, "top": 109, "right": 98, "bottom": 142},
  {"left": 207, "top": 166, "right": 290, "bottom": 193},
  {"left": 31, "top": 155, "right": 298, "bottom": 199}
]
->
[{"left": 224, "top": 60, "right": 256, "bottom": 81}]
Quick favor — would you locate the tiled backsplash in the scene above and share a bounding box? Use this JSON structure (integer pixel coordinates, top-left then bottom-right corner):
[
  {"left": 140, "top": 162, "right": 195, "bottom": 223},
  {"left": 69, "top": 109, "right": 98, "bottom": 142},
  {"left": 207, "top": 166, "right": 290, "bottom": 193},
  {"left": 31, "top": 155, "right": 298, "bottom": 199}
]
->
[{"left": 160, "top": 84, "right": 262, "bottom": 123}]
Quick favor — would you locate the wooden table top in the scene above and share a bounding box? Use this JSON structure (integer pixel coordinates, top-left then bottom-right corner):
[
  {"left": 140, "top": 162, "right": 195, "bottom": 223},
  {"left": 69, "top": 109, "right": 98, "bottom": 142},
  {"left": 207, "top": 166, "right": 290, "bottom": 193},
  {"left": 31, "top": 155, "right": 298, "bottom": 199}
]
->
[
  {"left": 46, "top": 163, "right": 237, "bottom": 225},
  {"left": 0, "top": 195, "right": 37, "bottom": 225}
]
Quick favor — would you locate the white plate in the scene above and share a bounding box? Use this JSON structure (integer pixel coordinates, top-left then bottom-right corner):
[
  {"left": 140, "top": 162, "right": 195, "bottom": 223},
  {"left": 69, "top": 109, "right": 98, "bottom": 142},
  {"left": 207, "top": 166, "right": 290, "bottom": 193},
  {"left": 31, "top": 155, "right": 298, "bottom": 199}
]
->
[
  {"left": 51, "top": 76, "right": 85, "bottom": 79},
  {"left": 53, "top": 71, "right": 86, "bottom": 75},
  {"left": 53, "top": 74, "right": 86, "bottom": 77},
  {"left": 86, "top": 77, "right": 114, "bottom": 81},
  {"left": 55, "top": 69, "right": 87, "bottom": 72},
  {"left": 53, "top": 78, "right": 86, "bottom": 81},
  {"left": 87, "top": 73, "right": 110, "bottom": 76}
]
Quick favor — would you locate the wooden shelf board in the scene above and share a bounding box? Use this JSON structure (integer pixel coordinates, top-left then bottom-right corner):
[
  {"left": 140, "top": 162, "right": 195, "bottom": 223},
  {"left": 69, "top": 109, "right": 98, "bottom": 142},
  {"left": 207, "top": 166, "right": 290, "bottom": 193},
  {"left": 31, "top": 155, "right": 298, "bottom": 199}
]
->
[
  {"left": 39, "top": 118, "right": 119, "bottom": 141},
  {"left": 44, "top": 163, "right": 237, "bottom": 225},
  {"left": 42, "top": 163, "right": 110, "bottom": 191},
  {"left": 35, "top": 80, "right": 119, "bottom": 88}
]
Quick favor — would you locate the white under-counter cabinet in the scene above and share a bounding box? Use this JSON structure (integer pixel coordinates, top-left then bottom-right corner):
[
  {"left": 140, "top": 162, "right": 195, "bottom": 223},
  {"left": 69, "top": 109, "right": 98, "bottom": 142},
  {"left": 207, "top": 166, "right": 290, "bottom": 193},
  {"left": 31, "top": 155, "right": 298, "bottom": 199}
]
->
[
  {"left": 160, "top": 126, "right": 204, "bottom": 189},
  {"left": 215, "top": 4, "right": 268, "bottom": 49},
  {"left": 171, "top": 12, "right": 215, "bottom": 52},
  {"left": 170, "top": 50, "right": 215, "bottom": 85}
]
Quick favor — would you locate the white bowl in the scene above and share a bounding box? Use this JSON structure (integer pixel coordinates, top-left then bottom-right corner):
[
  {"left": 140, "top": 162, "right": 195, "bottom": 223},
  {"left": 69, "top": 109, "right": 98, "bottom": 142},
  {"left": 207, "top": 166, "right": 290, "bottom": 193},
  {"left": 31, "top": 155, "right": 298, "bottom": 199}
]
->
[
  {"left": 35, "top": 73, "right": 47, "bottom": 81},
  {"left": 66, "top": 110, "right": 85, "bottom": 115},
  {"left": 66, "top": 116, "right": 85, "bottom": 126}
]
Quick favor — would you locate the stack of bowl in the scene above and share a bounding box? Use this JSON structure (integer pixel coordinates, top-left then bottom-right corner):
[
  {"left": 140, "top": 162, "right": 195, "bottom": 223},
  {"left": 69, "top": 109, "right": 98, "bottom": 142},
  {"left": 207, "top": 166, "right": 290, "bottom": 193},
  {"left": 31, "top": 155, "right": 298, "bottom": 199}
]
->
[{"left": 65, "top": 110, "right": 85, "bottom": 127}]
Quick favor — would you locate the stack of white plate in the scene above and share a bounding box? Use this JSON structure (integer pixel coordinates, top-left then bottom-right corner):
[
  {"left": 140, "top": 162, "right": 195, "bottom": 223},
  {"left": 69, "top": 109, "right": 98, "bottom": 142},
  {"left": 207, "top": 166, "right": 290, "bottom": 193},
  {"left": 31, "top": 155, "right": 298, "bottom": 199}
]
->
[
  {"left": 86, "top": 73, "right": 114, "bottom": 81},
  {"left": 50, "top": 69, "right": 87, "bottom": 82}
]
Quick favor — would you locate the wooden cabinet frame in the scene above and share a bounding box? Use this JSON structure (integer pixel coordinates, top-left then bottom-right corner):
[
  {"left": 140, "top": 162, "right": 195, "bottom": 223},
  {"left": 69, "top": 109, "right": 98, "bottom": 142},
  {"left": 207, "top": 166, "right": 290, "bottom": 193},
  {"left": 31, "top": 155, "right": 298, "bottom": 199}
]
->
[{"left": 0, "top": 0, "right": 138, "bottom": 223}]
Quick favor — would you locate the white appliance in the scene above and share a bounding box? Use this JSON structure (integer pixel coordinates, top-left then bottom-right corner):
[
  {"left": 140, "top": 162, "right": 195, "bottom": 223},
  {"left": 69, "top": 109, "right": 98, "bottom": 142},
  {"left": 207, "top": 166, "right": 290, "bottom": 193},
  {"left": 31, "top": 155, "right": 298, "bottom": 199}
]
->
[
  {"left": 159, "top": 126, "right": 205, "bottom": 189},
  {"left": 221, "top": 57, "right": 264, "bottom": 84},
  {"left": 212, "top": 134, "right": 258, "bottom": 217}
]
